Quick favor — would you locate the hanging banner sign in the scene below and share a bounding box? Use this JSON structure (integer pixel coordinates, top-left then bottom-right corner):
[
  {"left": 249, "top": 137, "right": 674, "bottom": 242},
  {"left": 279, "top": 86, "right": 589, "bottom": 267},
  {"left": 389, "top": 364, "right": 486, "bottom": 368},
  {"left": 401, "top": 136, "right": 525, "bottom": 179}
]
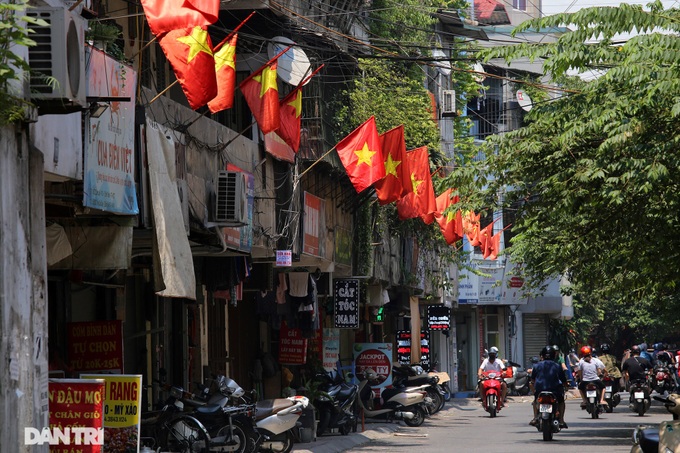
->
[
  {"left": 322, "top": 328, "right": 340, "bottom": 371},
  {"left": 67, "top": 320, "right": 123, "bottom": 373},
  {"left": 40, "top": 379, "right": 105, "bottom": 452},
  {"left": 276, "top": 250, "right": 292, "bottom": 267},
  {"left": 427, "top": 305, "right": 451, "bottom": 331},
  {"left": 353, "top": 343, "right": 393, "bottom": 389},
  {"left": 81, "top": 374, "right": 142, "bottom": 453},
  {"left": 278, "top": 322, "right": 308, "bottom": 365},
  {"left": 334, "top": 279, "right": 360, "bottom": 328}
]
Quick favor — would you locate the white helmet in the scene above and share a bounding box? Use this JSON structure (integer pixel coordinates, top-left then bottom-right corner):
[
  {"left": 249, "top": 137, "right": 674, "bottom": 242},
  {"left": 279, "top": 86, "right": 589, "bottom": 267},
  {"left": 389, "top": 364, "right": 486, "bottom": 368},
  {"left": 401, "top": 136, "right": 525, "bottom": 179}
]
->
[{"left": 489, "top": 346, "right": 499, "bottom": 355}]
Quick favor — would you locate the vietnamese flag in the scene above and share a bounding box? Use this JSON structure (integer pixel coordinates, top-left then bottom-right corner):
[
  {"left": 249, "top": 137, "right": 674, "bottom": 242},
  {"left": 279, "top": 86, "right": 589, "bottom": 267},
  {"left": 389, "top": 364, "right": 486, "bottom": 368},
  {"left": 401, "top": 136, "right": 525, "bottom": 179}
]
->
[
  {"left": 277, "top": 87, "right": 302, "bottom": 151},
  {"left": 435, "top": 189, "right": 463, "bottom": 245},
  {"left": 240, "top": 60, "right": 281, "bottom": 134},
  {"left": 208, "top": 34, "right": 238, "bottom": 114},
  {"left": 487, "top": 231, "right": 502, "bottom": 260},
  {"left": 141, "top": 0, "right": 219, "bottom": 36},
  {"left": 462, "top": 211, "right": 482, "bottom": 246},
  {"left": 479, "top": 222, "right": 494, "bottom": 258},
  {"left": 396, "top": 147, "right": 436, "bottom": 224},
  {"left": 374, "top": 125, "right": 411, "bottom": 205},
  {"left": 335, "top": 116, "right": 385, "bottom": 193},
  {"left": 158, "top": 26, "right": 217, "bottom": 110}
]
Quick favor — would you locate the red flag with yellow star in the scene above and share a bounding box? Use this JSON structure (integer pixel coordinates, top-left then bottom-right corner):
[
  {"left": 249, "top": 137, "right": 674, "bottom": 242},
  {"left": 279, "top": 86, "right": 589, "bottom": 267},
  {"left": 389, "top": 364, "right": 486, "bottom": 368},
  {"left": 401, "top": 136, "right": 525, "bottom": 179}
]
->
[
  {"left": 240, "top": 60, "right": 281, "bottom": 134},
  {"left": 335, "top": 116, "right": 385, "bottom": 193},
  {"left": 374, "top": 125, "right": 411, "bottom": 205},
  {"left": 141, "top": 0, "right": 219, "bottom": 36},
  {"left": 462, "top": 211, "right": 482, "bottom": 246},
  {"left": 435, "top": 189, "right": 463, "bottom": 245},
  {"left": 487, "top": 231, "right": 502, "bottom": 259},
  {"left": 208, "top": 34, "right": 238, "bottom": 113},
  {"left": 479, "top": 222, "right": 495, "bottom": 258},
  {"left": 277, "top": 87, "right": 302, "bottom": 151},
  {"left": 396, "top": 147, "right": 436, "bottom": 224},
  {"left": 158, "top": 26, "right": 217, "bottom": 110}
]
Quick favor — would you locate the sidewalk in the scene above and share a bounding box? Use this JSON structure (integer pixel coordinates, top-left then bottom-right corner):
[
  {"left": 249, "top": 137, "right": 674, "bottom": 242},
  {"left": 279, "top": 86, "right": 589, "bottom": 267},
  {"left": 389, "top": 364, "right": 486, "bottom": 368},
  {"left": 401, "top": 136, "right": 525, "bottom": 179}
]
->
[{"left": 291, "top": 421, "right": 402, "bottom": 453}]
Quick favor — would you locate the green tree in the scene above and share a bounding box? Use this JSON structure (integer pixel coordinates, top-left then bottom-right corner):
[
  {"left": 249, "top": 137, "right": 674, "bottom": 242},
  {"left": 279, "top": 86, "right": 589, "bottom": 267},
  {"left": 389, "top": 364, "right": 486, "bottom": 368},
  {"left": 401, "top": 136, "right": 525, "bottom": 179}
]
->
[{"left": 468, "top": 2, "right": 680, "bottom": 338}]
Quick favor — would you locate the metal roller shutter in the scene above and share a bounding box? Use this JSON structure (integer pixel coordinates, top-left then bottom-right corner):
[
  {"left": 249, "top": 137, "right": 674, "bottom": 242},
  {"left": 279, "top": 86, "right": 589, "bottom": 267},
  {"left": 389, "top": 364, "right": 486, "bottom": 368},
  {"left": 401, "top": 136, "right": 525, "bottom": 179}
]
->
[{"left": 523, "top": 314, "right": 548, "bottom": 365}]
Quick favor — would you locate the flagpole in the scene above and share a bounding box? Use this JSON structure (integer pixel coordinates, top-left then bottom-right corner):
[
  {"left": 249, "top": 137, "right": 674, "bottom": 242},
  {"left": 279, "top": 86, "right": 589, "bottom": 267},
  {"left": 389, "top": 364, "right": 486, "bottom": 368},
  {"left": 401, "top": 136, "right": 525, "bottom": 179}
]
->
[
  {"left": 297, "top": 146, "right": 337, "bottom": 179},
  {"left": 214, "top": 11, "right": 256, "bottom": 52},
  {"left": 148, "top": 80, "right": 179, "bottom": 105},
  {"left": 219, "top": 120, "right": 257, "bottom": 150}
]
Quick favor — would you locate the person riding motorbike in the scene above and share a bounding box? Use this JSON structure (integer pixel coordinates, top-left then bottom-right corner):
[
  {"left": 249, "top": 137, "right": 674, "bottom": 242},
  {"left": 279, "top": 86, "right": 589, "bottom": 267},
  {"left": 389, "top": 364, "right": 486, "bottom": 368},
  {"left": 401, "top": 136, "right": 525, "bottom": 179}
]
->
[
  {"left": 529, "top": 345, "right": 568, "bottom": 429},
  {"left": 598, "top": 343, "right": 622, "bottom": 393},
  {"left": 477, "top": 346, "right": 508, "bottom": 407},
  {"left": 577, "top": 346, "right": 608, "bottom": 408},
  {"left": 622, "top": 344, "right": 652, "bottom": 389},
  {"left": 653, "top": 343, "right": 679, "bottom": 389}
]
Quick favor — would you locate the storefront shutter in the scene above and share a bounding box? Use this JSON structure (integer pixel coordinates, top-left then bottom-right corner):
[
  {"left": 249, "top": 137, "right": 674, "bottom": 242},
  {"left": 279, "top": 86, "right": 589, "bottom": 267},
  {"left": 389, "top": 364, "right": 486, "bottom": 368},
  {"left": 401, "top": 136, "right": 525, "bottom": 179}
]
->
[{"left": 523, "top": 313, "right": 548, "bottom": 367}]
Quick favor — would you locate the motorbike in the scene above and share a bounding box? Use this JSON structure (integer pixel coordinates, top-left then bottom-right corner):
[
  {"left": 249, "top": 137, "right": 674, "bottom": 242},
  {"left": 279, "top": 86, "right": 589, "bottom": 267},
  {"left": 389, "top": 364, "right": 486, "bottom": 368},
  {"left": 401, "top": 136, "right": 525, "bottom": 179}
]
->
[
  {"left": 312, "top": 370, "right": 358, "bottom": 437},
  {"left": 253, "top": 395, "right": 309, "bottom": 453},
  {"left": 628, "top": 377, "right": 652, "bottom": 417},
  {"left": 584, "top": 381, "right": 603, "bottom": 419},
  {"left": 505, "top": 360, "right": 531, "bottom": 396},
  {"left": 356, "top": 368, "right": 427, "bottom": 427},
  {"left": 630, "top": 393, "right": 680, "bottom": 453},
  {"left": 651, "top": 364, "right": 675, "bottom": 396},
  {"left": 535, "top": 390, "right": 561, "bottom": 441},
  {"left": 602, "top": 375, "right": 621, "bottom": 413},
  {"left": 140, "top": 383, "right": 190, "bottom": 451},
  {"left": 429, "top": 358, "right": 452, "bottom": 402},
  {"left": 479, "top": 370, "right": 504, "bottom": 418},
  {"left": 392, "top": 364, "right": 445, "bottom": 415}
]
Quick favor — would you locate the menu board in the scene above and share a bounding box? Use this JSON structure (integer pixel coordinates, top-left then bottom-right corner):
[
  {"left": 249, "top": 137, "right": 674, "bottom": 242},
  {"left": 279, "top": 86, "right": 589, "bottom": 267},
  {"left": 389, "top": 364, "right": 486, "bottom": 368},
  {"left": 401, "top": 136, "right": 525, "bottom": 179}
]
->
[{"left": 427, "top": 305, "right": 451, "bottom": 331}]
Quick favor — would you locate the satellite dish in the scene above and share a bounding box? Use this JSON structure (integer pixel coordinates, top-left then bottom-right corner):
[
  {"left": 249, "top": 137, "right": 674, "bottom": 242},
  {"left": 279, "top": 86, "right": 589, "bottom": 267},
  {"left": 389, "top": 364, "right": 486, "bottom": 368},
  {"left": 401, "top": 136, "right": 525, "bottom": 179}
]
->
[
  {"left": 431, "top": 49, "right": 451, "bottom": 76},
  {"left": 473, "top": 62, "right": 486, "bottom": 82},
  {"left": 267, "top": 36, "right": 312, "bottom": 86},
  {"left": 516, "top": 89, "right": 533, "bottom": 111}
]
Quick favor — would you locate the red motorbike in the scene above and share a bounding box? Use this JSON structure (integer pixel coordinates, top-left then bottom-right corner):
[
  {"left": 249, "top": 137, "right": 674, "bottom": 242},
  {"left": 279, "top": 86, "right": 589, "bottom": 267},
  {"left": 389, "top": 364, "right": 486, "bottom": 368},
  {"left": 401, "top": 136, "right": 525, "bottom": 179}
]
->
[
  {"left": 479, "top": 370, "right": 504, "bottom": 418},
  {"left": 652, "top": 364, "right": 675, "bottom": 396}
]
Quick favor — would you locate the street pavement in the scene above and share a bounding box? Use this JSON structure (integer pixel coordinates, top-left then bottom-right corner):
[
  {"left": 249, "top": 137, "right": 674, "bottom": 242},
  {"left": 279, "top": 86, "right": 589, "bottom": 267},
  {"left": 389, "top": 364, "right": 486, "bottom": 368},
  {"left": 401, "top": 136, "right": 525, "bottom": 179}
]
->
[{"left": 291, "top": 390, "right": 673, "bottom": 452}]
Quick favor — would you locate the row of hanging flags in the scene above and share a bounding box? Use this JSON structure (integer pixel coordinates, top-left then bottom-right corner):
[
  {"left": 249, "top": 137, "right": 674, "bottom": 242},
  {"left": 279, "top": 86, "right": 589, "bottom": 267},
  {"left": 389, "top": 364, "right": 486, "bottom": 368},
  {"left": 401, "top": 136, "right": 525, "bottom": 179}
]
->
[
  {"left": 138, "top": 0, "right": 502, "bottom": 259},
  {"left": 334, "top": 117, "right": 503, "bottom": 259}
]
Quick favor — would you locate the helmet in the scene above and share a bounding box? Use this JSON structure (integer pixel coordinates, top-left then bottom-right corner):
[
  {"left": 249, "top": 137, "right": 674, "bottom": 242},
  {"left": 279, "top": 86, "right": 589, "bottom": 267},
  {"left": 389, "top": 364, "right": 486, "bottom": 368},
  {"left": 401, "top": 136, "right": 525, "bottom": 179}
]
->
[
  {"left": 654, "top": 342, "right": 664, "bottom": 350},
  {"left": 580, "top": 346, "right": 592, "bottom": 356},
  {"left": 552, "top": 344, "right": 560, "bottom": 352},
  {"left": 489, "top": 346, "right": 499, "bottom": 355},
  {"left": 542, "top": 345, "right": 556, "bottom": 360},
  {"left": 600, "top": 343, "right": 611, "bottom": 353},
  {"left": 630, "top": 345, "right": 641, "bottom": 354}
]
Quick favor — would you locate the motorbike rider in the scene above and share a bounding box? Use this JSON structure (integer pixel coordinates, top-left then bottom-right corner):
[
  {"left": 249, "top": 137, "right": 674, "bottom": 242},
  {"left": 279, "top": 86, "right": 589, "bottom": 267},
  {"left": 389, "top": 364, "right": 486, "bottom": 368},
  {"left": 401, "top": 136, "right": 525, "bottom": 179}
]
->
[
  {"left": 529, "top": 345, "right": 568, "bottom": 429},
  {"left": 622, "top": 344, "right": 652, "bottom": 389},
  {"left": 477, "top": 346, "right": 508, "bottom": 406},
  {"left": 653, "top": 343, "right": 678, "bottom": 388},
  {"left": 577, "top": 345, "right": 608, "bottom": 408},
  {"left": 598, "top": 343, "right": 622, "bottom": 394}
]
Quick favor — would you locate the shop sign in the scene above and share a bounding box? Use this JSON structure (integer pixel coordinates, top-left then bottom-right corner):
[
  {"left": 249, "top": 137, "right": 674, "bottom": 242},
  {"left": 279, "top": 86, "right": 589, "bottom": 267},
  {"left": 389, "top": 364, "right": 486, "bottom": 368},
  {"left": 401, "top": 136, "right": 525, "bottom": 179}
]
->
[
  {"left": 334, "top": 279, "right": 359, "bottom": 328},
  {"left": 427, "top": 305, "right": 450, "bottom": 331},
  {"left": 458, "top": 270, "right": 479, "bottom": 304},
  {"left": 396, "top": 330, "right": 430, "bottom": 368},
  {"left": 322, "top": 328, "right": 340, "bottom": 371},
  {"left": 67, "top": 320, "right": 123, "bottom": 373},
  {"left": 36, "top": 378, "right": 105, "bottom": 452},
  {"left": 278, "top": 322, "right": 308, "bottom": 365},
  {"left": 276, "top": 250, "right": 292, "bottom": 267},
  {"left": 80, "top": 374, "right": 142, "bottom": 453},
  {"left": 302, "top": 192, "right": 325, "bottom": 257},
  {"left": 353, "top": 343, "right": 393, "bottom": 389},
  {"left": 478, "top": 267, "right": 504, "bottom": 305}
]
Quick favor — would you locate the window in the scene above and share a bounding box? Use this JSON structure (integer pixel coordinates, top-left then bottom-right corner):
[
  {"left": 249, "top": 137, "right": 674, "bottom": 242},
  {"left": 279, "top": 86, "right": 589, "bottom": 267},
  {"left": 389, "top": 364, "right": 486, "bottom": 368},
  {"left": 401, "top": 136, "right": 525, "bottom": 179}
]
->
[{"left": 513, "top": 0, "right": 526, "bottom": 11}]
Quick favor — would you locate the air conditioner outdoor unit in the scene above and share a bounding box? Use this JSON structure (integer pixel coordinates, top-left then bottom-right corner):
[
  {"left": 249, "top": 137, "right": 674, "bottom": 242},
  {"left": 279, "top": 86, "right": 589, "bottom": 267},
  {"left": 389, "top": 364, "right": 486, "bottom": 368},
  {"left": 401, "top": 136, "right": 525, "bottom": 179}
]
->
[
  {"left": 441, "top": 89, "right": 456, "bottom": 117},
  {"left": 27, "top": 6, "right": 86, "bottom": 113},
  {"left": 214, "top": 170, "right": 248, "bottom": 226}
]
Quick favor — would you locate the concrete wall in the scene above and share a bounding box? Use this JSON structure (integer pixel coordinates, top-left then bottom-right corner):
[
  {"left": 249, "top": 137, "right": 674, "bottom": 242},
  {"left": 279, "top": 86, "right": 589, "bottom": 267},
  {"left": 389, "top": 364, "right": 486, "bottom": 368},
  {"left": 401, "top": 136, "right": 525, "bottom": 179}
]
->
[{"left": 0, "top": 124, "right": 49, "bottom": 452}]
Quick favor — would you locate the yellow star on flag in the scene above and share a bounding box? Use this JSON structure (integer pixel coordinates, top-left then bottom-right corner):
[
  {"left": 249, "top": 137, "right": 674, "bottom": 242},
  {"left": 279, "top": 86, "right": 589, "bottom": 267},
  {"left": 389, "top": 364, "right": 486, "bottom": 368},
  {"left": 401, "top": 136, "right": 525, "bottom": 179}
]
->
[
  {"left": 254, "top": 65, "right": 278, "bottom": 98},
  {"left": 384, "top": 153, "right": 401, "bottom": 178},
  {"left": 410, "top": 172, "right": 423, "bottom": 194},
  {"left": 214, "top": 42, "right": 236, "bottom": 71},
  {"left": 177, "top": 26, "right": 213, "bottom": 63},
  {"left": 354, "top": 142, "right": 376, "bottom": 166},
  {"left": 446, "top": 210, "right": 455, "bottom": 222},
  {"left": 287, "top": 89, "right": 302, "bottom": 118}
]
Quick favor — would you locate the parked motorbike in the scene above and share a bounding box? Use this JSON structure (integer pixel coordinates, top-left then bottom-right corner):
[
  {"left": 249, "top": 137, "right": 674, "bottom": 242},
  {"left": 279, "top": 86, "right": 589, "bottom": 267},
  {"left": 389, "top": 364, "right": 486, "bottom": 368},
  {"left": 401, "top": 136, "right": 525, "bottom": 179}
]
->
[
  {"left": 651, "top": 364, "right": 675, "bottom": 396},
  {"left": 392, "top": 364, "right": 445, "bottom": 415},
  {"left": 253, "top": 395, "right": 309, "bottom": 453},
  {"left": 584, "top": 381, "right": 603, "bottom": 419},
  {"left": 602, "top": 375, "right": 621, "bottom": 413},
  {"left": 139, "top": 383, "right": 190, "bottom": 451},
  {"left": 429, "top": 358, "right": 452, "bottom": 402},
  {"left": 312, "top": 370, "right": 358, "bottom": 437},
  {"left": 479, "top": 370, "right": 504, "bottom": 418},
  {"left": 535, "top": 390, "right": 561, "bottom": 441},
  {"left": 356, "top": 368, "right": 427, "bottom": 427},
  {"left": 628, "top": 377, "right": 652, "bottom": 417},
  {"left": 630, "top": 393, "right": 680, "bottom": 453}
]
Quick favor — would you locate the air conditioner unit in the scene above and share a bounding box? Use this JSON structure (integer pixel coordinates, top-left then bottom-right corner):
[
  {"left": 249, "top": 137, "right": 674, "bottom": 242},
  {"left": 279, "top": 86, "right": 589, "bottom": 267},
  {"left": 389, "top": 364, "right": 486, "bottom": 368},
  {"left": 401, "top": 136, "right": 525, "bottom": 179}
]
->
[
  {"left": 27, "top": 6, "right": 86, "bottom": 113},
  {"left": 441, "top": 89, "right": 456, "bottom": 117},
  {"left": 214, "top": 170, "right": 248, "bottom": 226}
]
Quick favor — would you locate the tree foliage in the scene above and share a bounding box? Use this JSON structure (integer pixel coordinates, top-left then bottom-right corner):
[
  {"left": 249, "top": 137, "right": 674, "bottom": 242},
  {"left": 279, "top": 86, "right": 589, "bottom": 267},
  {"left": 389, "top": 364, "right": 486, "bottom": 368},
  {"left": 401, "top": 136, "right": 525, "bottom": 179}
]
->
[{"left": 468, "top": 2, "right": 680, "bottom": 340}]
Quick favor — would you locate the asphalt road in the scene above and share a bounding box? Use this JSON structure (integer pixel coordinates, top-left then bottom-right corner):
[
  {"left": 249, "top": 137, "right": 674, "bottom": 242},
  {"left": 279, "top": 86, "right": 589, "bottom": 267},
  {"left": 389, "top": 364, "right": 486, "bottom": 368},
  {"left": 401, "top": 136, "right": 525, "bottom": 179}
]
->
[{"left": 344, "top": 391, "right": 672, "bottom": 453}]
